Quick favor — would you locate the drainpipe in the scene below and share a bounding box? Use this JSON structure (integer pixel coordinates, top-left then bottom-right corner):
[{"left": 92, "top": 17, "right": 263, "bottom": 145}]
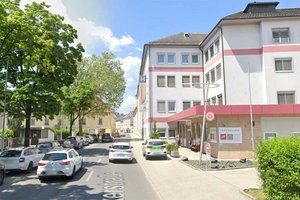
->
[
  {"left": 149, "top": 46, "right": 153, "bottom": 138},
  {"left": 219, "top": 26, "right": 227, "bottom": 105}
]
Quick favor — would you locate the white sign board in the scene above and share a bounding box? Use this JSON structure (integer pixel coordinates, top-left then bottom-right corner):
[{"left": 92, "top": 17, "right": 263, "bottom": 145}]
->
[{"left": 218, "top": 127, "right": 242, "bottom": 144}]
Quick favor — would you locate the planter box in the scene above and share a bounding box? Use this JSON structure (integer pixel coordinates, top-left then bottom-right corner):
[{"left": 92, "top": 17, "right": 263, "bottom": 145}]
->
[{"left": 171, "top": 151, "right": 180, "bottom": 158}]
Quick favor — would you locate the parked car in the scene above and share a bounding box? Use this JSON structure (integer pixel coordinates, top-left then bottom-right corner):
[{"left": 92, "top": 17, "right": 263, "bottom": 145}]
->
[
  {"left": 87, "top": 135, "right": 94, "bottom": 143},
  {"left": 36, "top": 141, "right": 63, "bottom": 153},
  {"left": 66, "top": 136, "right": 83, "bottom": 149},
  {"left": 84, "top": 136, "right": 92, "bottom": 144},
  {"left": 108, "top": 142, "right": 133, "bottom": 163},
  {"left": 0, "top": 147, "right": 44, "bottom": 172},
  {"left": 37, "top": 148, "right": 83, "bottom": 181},
  {"left": 0, "top": 161, "right": 5, "bottom": 186},
  {"left": 102, "top": 133, "right": 113, "bottom": 143},
  {"left": 142, "top": 139, "right": 167, "bottom": 160},
  {"left": 89, "top": 134, "right": 99, "bottom": 142},
  {"left": 79, "top": 136, "right": 89, "bottom": 146},
  {"left": 62, "top": 139, "right": 74, "bottom": 149}
]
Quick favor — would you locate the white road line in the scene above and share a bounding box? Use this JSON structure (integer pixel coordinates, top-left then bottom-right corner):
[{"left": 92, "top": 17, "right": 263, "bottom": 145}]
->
[
  {"left": 86, "top": 170, "right": 94, "bottom": 182},
  {"left": 97, "top": 159, "right": 102, "bottom": 164}
]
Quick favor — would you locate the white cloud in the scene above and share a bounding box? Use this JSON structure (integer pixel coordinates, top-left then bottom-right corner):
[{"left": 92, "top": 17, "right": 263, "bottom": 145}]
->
[
  {"left": 118, "top": 56, "right": 141, "bottom": 89},
  {"left": 20, "top": 0, "right": 135, "bottom": 52},
  {"left": 118, "top": 95, "right": 135, "bottom": 114}
]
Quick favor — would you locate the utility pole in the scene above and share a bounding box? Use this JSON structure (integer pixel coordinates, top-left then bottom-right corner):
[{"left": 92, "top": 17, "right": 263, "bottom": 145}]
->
[{"left": 1, "top": 64, "right": 8, "bottom": 152}]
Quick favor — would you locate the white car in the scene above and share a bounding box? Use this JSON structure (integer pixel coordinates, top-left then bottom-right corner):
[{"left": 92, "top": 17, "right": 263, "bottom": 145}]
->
[
  {"left": 37, "top": 149, "right": 83, "bottom": 181},
  {"left": 0, "top": 147, "right": 44, "bottom": 172},
  {"left": 108, "top": 142, "right": 133, "bottom": 163}
]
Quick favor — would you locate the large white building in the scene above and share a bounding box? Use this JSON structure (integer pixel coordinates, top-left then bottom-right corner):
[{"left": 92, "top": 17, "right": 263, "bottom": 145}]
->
[{"left": 134, "top": 2, "right": 300, "bottom": 158}]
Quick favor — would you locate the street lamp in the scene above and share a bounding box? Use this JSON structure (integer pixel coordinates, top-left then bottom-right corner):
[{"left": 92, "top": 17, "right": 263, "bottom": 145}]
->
[
  {"left": 199, "top": 82, "right": 219, "bottom": 165},
  {"left": 1, "top": 64, "right": 8, "bottom": 152}
]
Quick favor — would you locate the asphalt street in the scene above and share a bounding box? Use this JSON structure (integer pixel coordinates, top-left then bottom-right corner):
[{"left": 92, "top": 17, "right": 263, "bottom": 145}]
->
[{"left": 0, "top": 140, "right": 159, "bottom": 200}]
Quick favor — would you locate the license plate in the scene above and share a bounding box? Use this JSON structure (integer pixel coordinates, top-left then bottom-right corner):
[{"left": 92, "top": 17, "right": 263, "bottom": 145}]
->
[
  {"left": 47, "top": 171, "right": 57, "bottom": 175},
  {"left": 117, "top": 154, "right": 125, "bottom": 157}
]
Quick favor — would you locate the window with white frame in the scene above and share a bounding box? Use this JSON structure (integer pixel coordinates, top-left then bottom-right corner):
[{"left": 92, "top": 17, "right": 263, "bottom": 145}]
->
[
  {"left": 207, "top": 99, "right": 211, "bottom": 105},
  {"left": 210, "top": 68, "right": 215, "bottom": 83},
  {"left": 264, "top": 132, "right": 277, "bottom": 140},
  {"left": 272, "top": 28, "right": 290, "bottom": 43},
  {"left": 275, "top": 58, "right": 292, "bottom": 72},
  {"left": 205, "top": 50, "right": 209, "bottom": 63},
  {"left": 183, "top": 101, "right": 191, "bottom": 110},
  {"left": 158, "top": 129, "right": 166, "bottom": 138},
  {"left": 277, "top": 91, "right": 295, "bottom": 104},
  {"left": 167, "top": 76, "right": 175, "bottom": 87},
  {"left": 157, "top": 75, "right": 165, "bottom": 87},
  {"left": 181, "top": 53, "right": 189, "bottom": 64},
  {"left": 192, "top": 76, "right": 200, "bottom": 88},
  {"left": 98, "top": 117, "right": 103, "bottom": 125},
  {"left": 169, "top": 129, "right": 176, "bottom": 138},
  {"left": 168, "top": 101, "right": 176, "bottom": 112},
  {"left": 214, "top": 39, "right": 220, "bottom": 54},
  {"left": 205, "top": 72, "right": 210, "bottom": 83},
  {"left": 182, "top": 76, "right": 190, "bottom": 87},
  {"left": 191, "top": 54, "right": 199, "bottom": 64},
  {"left": 211, "top": 97, "right": 216, "bottom": 105},
  {"left": 209, "top": 127, "right": 217, "bottom": 143},
  {"left": 82, "top": 118, "right": 86, "bottom": 125},
  {"left": 157, "top": 101, "right": 166, "bottom": 113},
  {"left": 219, "top": 127, "right": 242, "bottom": 144},
  {"left": 216, "top": 64, "right": 222, "bottom": 80},
  {"left": 193, "top": 101, "right": 201, "bottom": 106},
  {"left": 209, "top": 45, "right": 214, "bottom": 58},
  {"left": 157, "top": 53, "right": 165, "bottom": 64},
  {"left": 217, "top": 94, "right": 223, "bottom": 105},
  {"left": 167, "top": 53, "right": 175, "bottom": 64}
]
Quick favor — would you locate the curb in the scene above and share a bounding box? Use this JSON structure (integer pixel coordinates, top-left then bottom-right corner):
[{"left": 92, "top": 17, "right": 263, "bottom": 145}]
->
[{"left": 240, "top": 189, "right": 256, "bottom": 200}]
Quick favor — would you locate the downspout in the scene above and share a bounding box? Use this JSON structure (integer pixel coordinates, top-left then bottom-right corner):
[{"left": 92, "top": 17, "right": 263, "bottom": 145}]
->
[
  {"left": 219, "top": 26, "right": 227, "bottom": 105},
  {"left": 149, "top": 46, "right": 153, "bottom": 137},
  {"left": 199, "top": 47, "right": 205, "bottom": 107}
]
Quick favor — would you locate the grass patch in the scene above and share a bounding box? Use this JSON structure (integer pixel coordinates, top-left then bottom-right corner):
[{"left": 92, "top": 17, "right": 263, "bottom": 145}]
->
[{"left": 244, "top": 188, "right": 266, "bottom": 200}]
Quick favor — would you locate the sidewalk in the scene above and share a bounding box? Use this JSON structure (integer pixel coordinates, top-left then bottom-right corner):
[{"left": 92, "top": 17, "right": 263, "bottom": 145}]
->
[{"left": 130, "top": 137, "right": 260, "bottom": 200}]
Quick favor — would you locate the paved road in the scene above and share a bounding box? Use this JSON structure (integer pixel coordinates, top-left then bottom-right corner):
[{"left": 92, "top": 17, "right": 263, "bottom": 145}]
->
[{"left": 0, "top": 141, "right": 159, "bottom": 200}]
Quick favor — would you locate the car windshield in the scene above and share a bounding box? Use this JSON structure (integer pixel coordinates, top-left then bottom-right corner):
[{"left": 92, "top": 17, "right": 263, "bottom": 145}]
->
[
  {"left": 42, "top": 153, "right": 67, "bottom": 161},
  {"left": 112, "top": 145, "right": 130, "bottom": 149},
  {"left": 37, "top": 143, "right": 52, "bottom": 148},
  {"left": 149, "top": 141, "right": 164, "bottom": 146},
  {"left": 0, "top": 150, "right": 22, "bottom": 157},
  {"left": 103, "top": 134, "right": 110, "bottom": 138}
]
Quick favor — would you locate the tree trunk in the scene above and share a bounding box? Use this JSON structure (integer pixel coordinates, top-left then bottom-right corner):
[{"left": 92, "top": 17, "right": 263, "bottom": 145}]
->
[
  {"left": 78, "top": 112, "right": 83, "bottom": 135},
  {"left": 70, "top": 114, "right": 73, "bottom": 136},
  {"left": 24, "top": 111, "right": 31, "bottom": 147}
]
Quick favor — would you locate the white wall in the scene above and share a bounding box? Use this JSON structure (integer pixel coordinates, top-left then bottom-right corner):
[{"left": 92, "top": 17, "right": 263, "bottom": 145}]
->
[{"left": 261, "top": 117, "right": 300, "bottom": 137}]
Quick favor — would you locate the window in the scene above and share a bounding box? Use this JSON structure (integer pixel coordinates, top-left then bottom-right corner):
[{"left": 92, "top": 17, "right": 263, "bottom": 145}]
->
[
  {"left": 193, "top": 101, "right": 201, "bottom": 106},
  {"left": 192, "top": 76, "right": 200, "bottom": 88},
  {"left": 272, "top": 28, "right": 290, "bottom": 43},
  {"left": 167, "top": 53, "right": 175, "bottom": 64},
  {"left": 44, "top": 118, "right": 49, "bottom": 126},
  {"left": 209, "top": 45, "right": 214, "bottom": 58},
  {"left": 205, "top": 73, "right": 210, "bottom": 83},
  {"left": 169, "top": 129, "right": 176, "bottom": 138},
  {"left": 157, "top": 101, "right": 166, "bottom": 113},
  {"left": 214, "top": 39, "right": 220, "bottom": 54},
  {"left": 211, "top": 97, "right": 216, "bottom": 105},
  {"left": 30, "top": 118, "right": 36, "bottom": 126},
  {"left": 205, "top": 50, "right": 209, "bottom": 63},
  {"left": 158, "top": 129, "right": 166, "bottom": 138},
  {"left": 210, "top": 68, "right": 215, "bottom": 83},
  {"left": 216, "top": 64, "right": 221, "bottom": 80},
  {"left": 182, "top": 76, "right": 190, "bottom": 87},
  {"left": 191, "top": 54, "right": 199, "bottom": 64},
  {"left": 278, "top": 91, "right": 295, "bottom": 104},
  {"left": 168, "top": 101, "right": 176, "bottom": 112},
  {"left": 181, "top": 54, "right": 189, "bottom": 64},
  {"left": 264, "top": 132, "right": 277, "bottom": 140},
  {"left": 82, "top": 118, "right": 86, "bottom": 125},
  {"left": 291, "top": 132, "right": 300, "bottom": 137},
  {"left": 167, "top": 76, "right": 175, "bottom": 87},
  {"left": 217, "top": 94, "right": 223, "bottom": 105},
  {"left": 183, "top": 101, "right": 191, "bottom": 110},
  {"left": 157, "top": 53, "right": 165, "bottom": 64},
  {"left": 157, "top": 76, "right": 165, "bottom": 87},
  {"left": 275, "top": 58, "right": 292, "bottom": 72},
  {"left": 98, "top": 118, "right": 102, "bottom": 125}
]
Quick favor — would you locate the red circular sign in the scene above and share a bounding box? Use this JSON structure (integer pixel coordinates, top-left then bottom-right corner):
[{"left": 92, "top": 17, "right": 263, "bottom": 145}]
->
[{"left": 206, "top": 112, "right": 215, "bottom": 121}]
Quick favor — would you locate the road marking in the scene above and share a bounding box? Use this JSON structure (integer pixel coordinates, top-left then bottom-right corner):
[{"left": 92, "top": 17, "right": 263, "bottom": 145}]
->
[
  {"left": 97, "top": 159, "right": 102, "bottom": 164},
  {"left": 86, "top": 170, "right": 94, "bottom": 182}
]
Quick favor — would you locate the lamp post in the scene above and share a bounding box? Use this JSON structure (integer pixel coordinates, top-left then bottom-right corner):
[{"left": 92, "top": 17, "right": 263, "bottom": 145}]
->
[
  {"left": 248, "top": 65, "right": 255, "bottom": 159},
  {"left": 1, "top": 64, "right": 8, "bottom": 152},
  {"left": 199, "top": 82, "right": 219, "bottom": 165}
]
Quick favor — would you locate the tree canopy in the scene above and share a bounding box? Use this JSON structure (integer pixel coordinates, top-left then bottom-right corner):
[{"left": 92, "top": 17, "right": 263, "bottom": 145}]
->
[{"left": 0, "top": 0, "right": 84, "bottom": 146}]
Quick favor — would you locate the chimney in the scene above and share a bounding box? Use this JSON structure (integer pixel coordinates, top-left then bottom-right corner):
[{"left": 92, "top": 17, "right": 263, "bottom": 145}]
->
[{"left": 243, "top": 2, "right": 279, "bottom": 13}]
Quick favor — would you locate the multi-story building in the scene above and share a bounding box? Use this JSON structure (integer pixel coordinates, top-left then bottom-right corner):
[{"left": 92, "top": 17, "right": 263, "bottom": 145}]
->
[{"left": 134, "top": 1, "right": 300, "bottom": 159}]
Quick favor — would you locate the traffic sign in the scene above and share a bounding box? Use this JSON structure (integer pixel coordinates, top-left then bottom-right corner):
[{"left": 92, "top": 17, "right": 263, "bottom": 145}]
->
[
  {"left": 205, "top": 142, "right": 211, "bottom": 155},
  {"left": 206, "top": 112, "right": 215, "bottom": 121}
]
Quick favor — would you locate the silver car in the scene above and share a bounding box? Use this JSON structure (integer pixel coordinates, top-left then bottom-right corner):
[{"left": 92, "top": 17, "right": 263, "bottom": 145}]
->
[
  {"left": 109, "top": 142, "right": 133, "bottom": 163},
  {"left": 37, "top": 149, "right": 83, "bottom": 181}
]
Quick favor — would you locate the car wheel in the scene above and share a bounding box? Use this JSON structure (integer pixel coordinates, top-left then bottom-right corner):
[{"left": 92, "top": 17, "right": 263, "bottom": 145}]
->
[
  {"left": 0, "top": 171, "right": 4, "bottom": 186},
  {"left": 39, "top": 178, "right": 45, "bottom": 183},
  {"left": 26, "top": 161, "right": 33, "bottom": 173},
  {"left": 143, "top": 152, "right": 145, "bottom": 157},
  {"left": 69, "top": 167, "right": 76, "bottom": 179},
  {"left": 145, "top": 156, "right": 149, "bottom": 160}
]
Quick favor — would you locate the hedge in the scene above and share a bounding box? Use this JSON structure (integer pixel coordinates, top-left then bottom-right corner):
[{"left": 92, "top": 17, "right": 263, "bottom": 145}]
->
[{"left": 256, "top": 137, "right": 300, "bottom": 200}]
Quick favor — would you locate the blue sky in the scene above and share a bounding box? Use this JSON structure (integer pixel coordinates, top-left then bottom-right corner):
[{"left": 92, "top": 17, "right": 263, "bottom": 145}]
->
[{"left": 21, "top": 0, "right": 300, "bottom": 113}]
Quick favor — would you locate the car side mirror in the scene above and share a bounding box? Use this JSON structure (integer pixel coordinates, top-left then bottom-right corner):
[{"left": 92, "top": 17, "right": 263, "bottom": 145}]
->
[
  {"left": 142, "top": 143, "right": 145, "bottom": 145},
  {"left": 109, "top": 146, "right": 112, "bottom": 148}
]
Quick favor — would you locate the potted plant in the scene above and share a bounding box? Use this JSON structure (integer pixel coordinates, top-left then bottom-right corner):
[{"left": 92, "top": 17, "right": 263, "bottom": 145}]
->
[
  {"left": 170, "top": 143, "right": 179, "bottom": 158},
  {"left": 166, "top": 143, "right": 172, "bottom": 154}
]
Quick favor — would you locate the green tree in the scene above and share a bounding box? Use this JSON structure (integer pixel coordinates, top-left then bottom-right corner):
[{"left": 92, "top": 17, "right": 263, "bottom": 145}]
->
[
  {"left": 0, "top": 1, "right": 84, "bottom": 146},
  {"left": 63, "top": 53, "right": 126, "bottom": 135}
]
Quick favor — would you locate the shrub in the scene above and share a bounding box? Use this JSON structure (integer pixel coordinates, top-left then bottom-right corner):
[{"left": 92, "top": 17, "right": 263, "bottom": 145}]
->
[
  {"left": 54, "top": 130, "right": 71, "bottom": 140},
  {"left": 170, "top": 143, "right": 179, "bottom": 152},
  {"left": 256, "top": 137, "right": 300, "bottom": 200},
  {"left": 150, "top": 120, "right": 160, "bottom": 139},
  {"left": 0, "top": 128, "right": 14, "bottom": 138}
]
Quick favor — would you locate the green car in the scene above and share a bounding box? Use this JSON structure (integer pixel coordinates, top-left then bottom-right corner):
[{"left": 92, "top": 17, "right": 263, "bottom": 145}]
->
[{"left": 142, "top": 139, "right": 167, "bottom": 160}]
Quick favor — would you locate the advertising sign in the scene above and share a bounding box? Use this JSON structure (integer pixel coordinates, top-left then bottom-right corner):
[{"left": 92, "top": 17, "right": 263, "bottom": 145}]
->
[{"left": 219, "top": 127, "right": 242, "bottom": 144}]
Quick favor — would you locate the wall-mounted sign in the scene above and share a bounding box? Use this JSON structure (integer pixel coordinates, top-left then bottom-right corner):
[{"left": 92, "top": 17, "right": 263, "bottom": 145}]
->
[
  {"left": 219, "top": 127, "right": 242, "bottom": 144},
  {"left": 139, "top": 75, "right": 146, "bottom": 83},
  {"left": 206, "top": 112, "right": 215, "bottom": 121}
]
